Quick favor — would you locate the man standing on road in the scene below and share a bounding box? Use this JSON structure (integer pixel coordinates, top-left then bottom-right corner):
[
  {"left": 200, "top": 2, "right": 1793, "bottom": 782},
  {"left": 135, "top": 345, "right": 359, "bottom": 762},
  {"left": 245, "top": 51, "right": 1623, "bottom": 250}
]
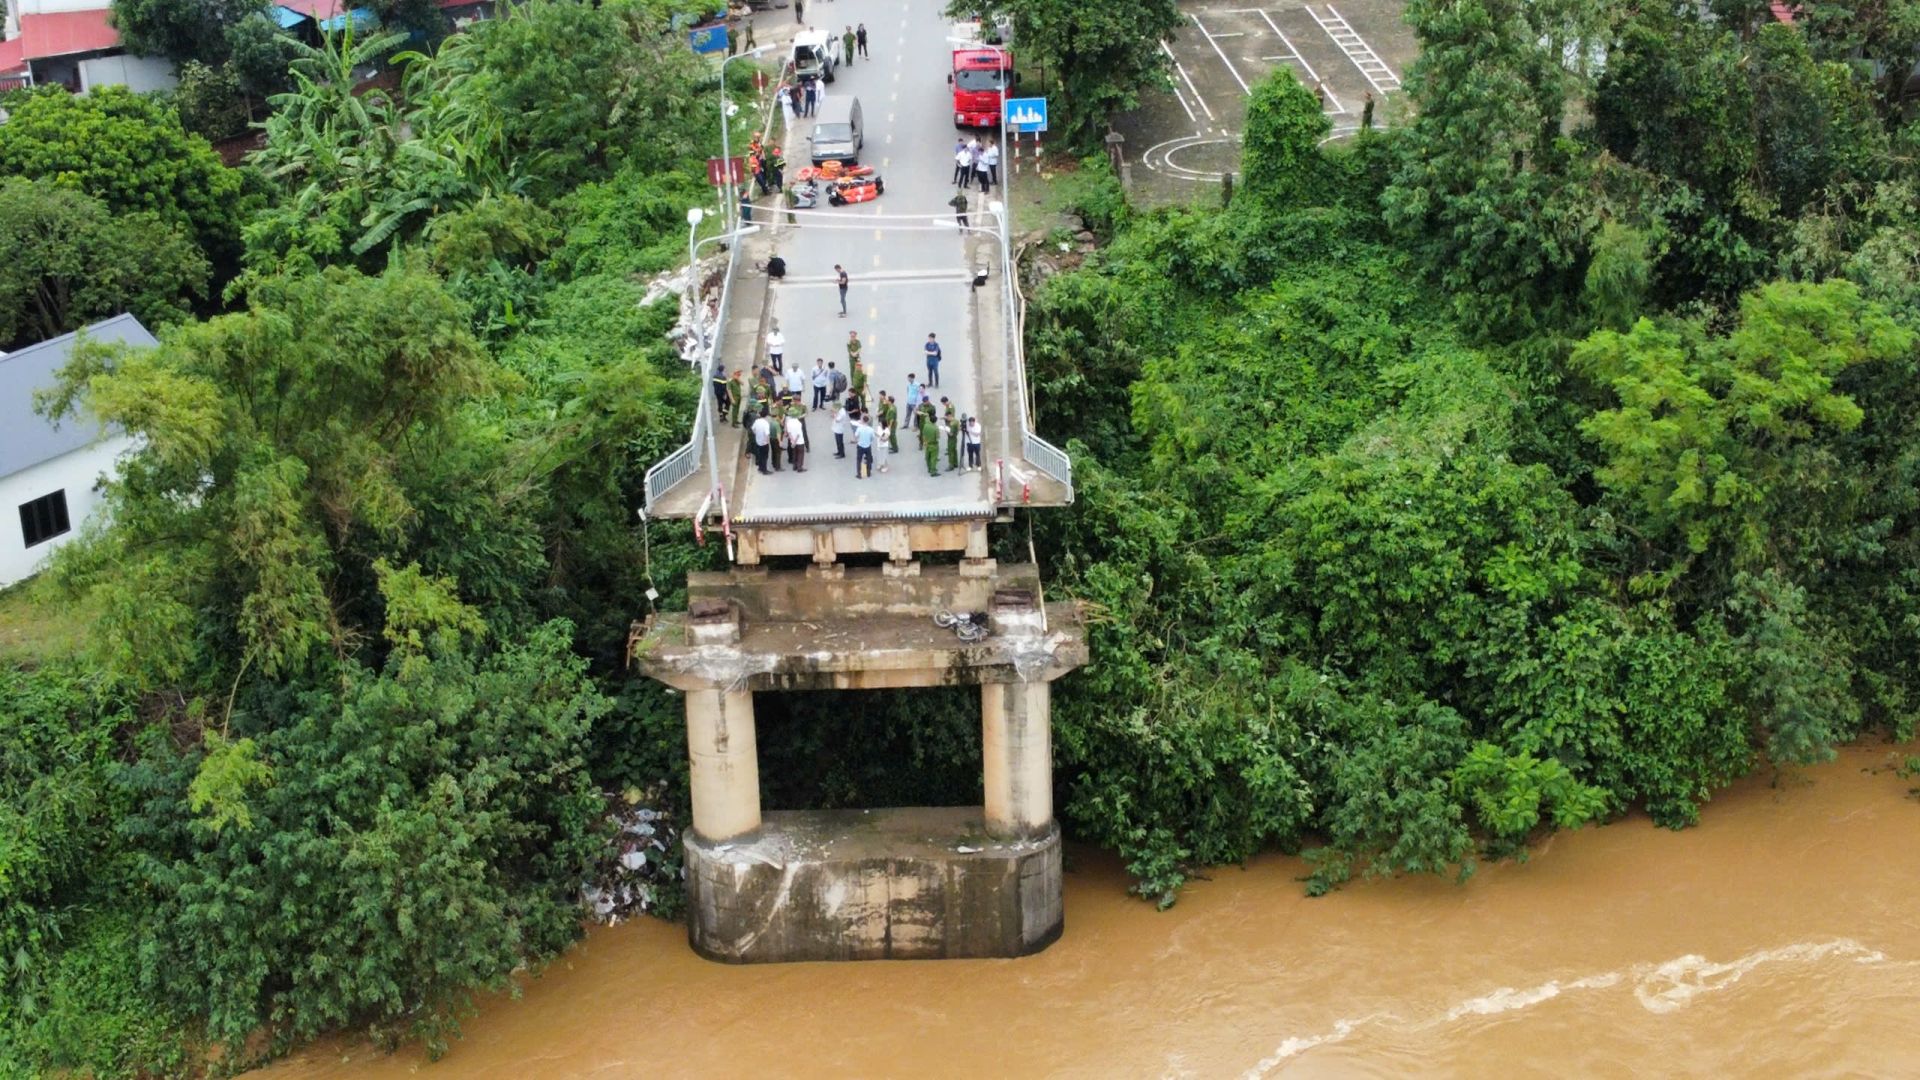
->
[
  {"left": 766, "top": 325, "right": 786, "bottom": 373},
  {"left": 924, "top": 332, "right": 942, "bottom": 387},
  {"left": 811, "top": 358, "right": 829, "bottom": 410},
  {"left": 751, "top": 409, "right": 772, "bottom": 473},
  {"left": 785, "top": 410, "right": 808, "bottom": 472},
  {"left": 985, "top": 141, "right": 1000, "bottom": 188},
  {"left": 953, "top": 142, "right": 972, "bottom": 186},
  {"left": 845, "top": 329, "right": 861, "bottom": 371},
  {"left": 854, "top": 414, "right": 875, "bottom": 478},
  {"left": 832, "top": 401, "right": 850, "bottom": 458},
  {"left": 920, "top": 408, "right": 941, "bottom": 477},
  {"left": 786, "top": 361, "right": 807, "bottom": 402},
  {"left": 711, "top": 359, "right": 732, "bottom": 419},
  {"left": 827, "top": 360, "right": 848, "bottom": 404},
  {"left": 950, "top": 190, "right": 968, "bottom": 228},
  {"left": 843, "top": 26, "right": 856, "bottom": 67},
  {"left": 879, "top": 392, "right": 899, "bottom": 453},
  {"left": 729, "top": 369, "right": 745, "bottom": 426},
  {"left": 856, "top": 23, "right": 868, "bottom": 59},
  {"left": 942, "top": 397, "right": 960, "bottom": 472},
  {"left": 793, "top": 0, "right": 803, "bottom": 24},
  {"left": 904, "top": 374, "right": 923, "bottom": 440},
  {"left": 835, "top": 264, "right": 849, "bottom": 316},
  {"left": 974, "top": 143, "right": 992, "bottom": 195}
]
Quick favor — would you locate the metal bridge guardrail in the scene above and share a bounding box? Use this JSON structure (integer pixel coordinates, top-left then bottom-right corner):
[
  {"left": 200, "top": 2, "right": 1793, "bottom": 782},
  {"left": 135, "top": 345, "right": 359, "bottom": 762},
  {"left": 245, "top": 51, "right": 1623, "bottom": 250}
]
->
[
  {"left": 734, "top": 505, "right": 992, "bottom": 527},
  {"left": 1023, "top": 431, "right": 1072, "bottom": 493}
]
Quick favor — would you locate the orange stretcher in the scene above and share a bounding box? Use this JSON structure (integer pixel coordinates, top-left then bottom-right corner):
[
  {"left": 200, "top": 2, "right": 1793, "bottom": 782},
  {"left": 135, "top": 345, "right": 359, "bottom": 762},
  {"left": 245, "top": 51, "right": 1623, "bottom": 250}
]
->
[{"left": 827, "top": 175, "right": 884, "bottom": 205}]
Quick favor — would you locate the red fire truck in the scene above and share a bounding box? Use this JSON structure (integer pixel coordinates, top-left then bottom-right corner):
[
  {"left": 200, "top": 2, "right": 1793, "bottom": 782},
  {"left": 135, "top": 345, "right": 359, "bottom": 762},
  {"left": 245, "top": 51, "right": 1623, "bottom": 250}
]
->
[{"left": 948, "top": 33, "right": 1013, "bottom": 129}]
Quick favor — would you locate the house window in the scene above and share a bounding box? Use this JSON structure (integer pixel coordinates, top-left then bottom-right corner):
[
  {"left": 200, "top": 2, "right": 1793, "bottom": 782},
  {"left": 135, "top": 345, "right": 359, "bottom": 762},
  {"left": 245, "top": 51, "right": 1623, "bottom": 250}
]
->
[{"left": 19, "top": 490, "right": 71, "bottom": 548}]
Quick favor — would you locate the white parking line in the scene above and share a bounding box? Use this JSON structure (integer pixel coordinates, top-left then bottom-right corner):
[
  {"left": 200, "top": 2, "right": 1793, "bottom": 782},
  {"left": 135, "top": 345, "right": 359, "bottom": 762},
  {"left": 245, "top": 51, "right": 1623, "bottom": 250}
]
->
[
  {"left": 1249, "top": 8, "right": 1348, "bottom": 115},
  {"left": 1160, "top": 39, "right": 1215, "bottom": 121},
  {"left": 1169, "top": 82, "right": 1199, "bottom": 124},
  {"left": 1189, "top": 13, "right": 1251, "bottom": 95}
]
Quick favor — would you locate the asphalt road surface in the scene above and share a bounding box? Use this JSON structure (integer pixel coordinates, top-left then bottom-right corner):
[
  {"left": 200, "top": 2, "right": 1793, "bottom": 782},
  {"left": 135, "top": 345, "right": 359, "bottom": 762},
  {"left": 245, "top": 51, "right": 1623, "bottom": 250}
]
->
[{"left": 742, "top": 0, "right": 996, "bottom": 519}]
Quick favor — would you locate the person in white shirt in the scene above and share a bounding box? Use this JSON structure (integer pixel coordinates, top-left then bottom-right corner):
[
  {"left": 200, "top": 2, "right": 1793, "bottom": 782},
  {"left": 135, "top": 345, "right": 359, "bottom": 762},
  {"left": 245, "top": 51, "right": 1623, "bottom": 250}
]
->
[
  {"left": 965, "top": 415, "right": 983, "bottom": 470},
  {"left": 873, "top": 419, "right": 890, "bottom": 473},
  {"left": 953, "top": 144, "right": 972, "bottom": 186},
  {"left": 766, "top": 327, "right": 786, "bottom": 372},
  {"left": 786, "top": 363, "right": 807, "bottom": 399},
  {"left": 750, "top": 411, "right": 772, "bottom": 474},
  {"left": 785, "top": 413, "right": 808, "bottom": 472},
  {"left": 832, "top": 404, "right": 850, "bottom": 458},
  {"left": 812, "top": 359, "right": 830, "bottom": 410},
  {"left": 983, "top": 141, "right": 1000, "bottom": 188}
]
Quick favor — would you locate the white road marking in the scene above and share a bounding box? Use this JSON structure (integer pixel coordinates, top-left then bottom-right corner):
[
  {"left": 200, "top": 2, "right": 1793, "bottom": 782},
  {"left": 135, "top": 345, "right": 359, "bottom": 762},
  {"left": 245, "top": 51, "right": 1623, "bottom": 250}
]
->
[
  {"left": 1250, "top": 8, "right": 1348, "bottom": 115},
  {"left": 1304, "top": 3, "right": 1404, "bottom": 94},
  {"left": 1169, "top": 83, "right": 1198, "bottom": 124},
  {"left": 1190, "top": 13, "right": 1250, "bottom": 95},
  {"left": 1160, "top": 39, "right": 1216, "bottom": 121}
]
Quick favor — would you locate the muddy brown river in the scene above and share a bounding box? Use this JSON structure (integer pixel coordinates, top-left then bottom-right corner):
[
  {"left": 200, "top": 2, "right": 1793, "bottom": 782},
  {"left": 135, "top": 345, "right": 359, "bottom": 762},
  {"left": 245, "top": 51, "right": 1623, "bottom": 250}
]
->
[{"left": 268, "top": 743, "right": 1920, "bottom": 1078}]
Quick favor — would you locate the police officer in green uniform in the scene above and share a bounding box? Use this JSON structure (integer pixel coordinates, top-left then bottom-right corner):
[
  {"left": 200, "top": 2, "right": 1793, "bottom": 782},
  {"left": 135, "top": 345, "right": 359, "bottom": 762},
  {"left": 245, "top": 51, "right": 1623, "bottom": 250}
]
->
[
  {"left": 729, "top": 370, "right": 746, "bottom": 427},
  {"left": 878, "top": 394, "right": 898, "bottom": 453},
  {"left": 920, "top": 411, "right": 940, "bottom": 476},
  {"left": 941, "top": 399, "right": 960, "bottom": 472}
]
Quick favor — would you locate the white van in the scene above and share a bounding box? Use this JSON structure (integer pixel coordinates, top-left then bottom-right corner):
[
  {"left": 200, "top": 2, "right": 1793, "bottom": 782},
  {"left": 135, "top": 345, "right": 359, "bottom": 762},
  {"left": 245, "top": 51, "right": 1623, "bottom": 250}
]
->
[{"left": 790, "top": 29, "right": 842, "bottom": 84}]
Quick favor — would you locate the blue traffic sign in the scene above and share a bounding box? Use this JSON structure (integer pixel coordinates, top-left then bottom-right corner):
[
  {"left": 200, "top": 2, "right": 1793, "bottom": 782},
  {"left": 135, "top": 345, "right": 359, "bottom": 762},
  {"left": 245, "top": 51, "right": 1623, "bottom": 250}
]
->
[
  {"left": 1004, "top": 97, "right": 1048, "bottom": 133},
  {"left": 688, "top": 24, "right": 728, "bottom": 55}
]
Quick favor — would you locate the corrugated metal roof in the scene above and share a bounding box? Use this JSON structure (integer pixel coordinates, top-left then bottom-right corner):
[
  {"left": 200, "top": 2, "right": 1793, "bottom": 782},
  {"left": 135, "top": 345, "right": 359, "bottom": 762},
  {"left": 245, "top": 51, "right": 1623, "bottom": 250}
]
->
[
  {"left": 18, "top": 10, "right": 121, "bottom": 61},
  {"left": 0, "top": 314, "right": 156, "bottom": 481}
]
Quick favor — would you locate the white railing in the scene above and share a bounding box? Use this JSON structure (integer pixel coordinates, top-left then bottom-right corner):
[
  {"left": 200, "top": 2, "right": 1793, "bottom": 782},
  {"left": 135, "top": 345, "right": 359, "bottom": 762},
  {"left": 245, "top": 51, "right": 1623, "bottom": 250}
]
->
[{"left": 1023, "top": 431, "right": 1072, "bottom": 492}]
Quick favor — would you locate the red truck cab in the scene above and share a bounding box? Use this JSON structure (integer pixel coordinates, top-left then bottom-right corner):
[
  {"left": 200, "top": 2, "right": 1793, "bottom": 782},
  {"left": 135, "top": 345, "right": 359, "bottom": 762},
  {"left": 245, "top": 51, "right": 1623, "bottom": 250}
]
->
[{"left": 949, "top": 46, "right": 1012, "bottom": 128}]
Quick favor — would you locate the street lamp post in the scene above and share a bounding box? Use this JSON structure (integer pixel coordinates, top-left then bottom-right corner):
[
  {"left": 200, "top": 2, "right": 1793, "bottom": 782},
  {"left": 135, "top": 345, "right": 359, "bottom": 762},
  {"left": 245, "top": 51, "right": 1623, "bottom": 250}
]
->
[{"left": 719, "top": 46, "right": 767, "bottom": 230}]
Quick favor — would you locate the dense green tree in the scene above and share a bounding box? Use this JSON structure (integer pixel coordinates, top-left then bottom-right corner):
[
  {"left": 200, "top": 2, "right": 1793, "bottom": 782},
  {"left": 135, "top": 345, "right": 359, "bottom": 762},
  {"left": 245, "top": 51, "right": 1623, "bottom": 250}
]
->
[
  {"left": 944, "top": 0, "right": 1182, "bottom": 150},
  {"left": 40, "top": 264, "right": 497, "bottom": 689},
  {"left": 0, "top": 86, "right": 252, "bottom": 278},
  {"left": 1238, "top": 68, "right": 1331, "bottom": 210},
  {"left": 111, "top": 0, "right": 265, "bottom": 65},
  {"left": 132, "top": 614, "right": 608, "bottom": 1058},
  {"left": 0, "top": 177, "right": 208, "bottom": 347},
  {"left": 1575, "top": 280, "right": 1914, "bottom": 567},
  {"left": 1383, "top": 0, "right": 1614, "bottom": 335},
  {"left": 224, "top": 10, "right": 299, "bottom": 99}
]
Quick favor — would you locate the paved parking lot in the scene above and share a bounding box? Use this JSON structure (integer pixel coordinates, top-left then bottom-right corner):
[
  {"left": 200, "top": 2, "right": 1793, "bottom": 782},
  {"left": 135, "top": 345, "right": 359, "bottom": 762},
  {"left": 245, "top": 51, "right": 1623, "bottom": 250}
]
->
[{"left": 1116, "top": 0, "right": 1416, "bottom": 205}]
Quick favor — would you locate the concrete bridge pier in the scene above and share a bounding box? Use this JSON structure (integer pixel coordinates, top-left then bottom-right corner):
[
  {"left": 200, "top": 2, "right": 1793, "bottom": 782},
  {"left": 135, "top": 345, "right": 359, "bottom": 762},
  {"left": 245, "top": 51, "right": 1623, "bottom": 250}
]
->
[
  {"left": 685, "top": 688, "right": 760, "bottom": 842},
  {"left": 983, "top": 679, "right": 1052, "bottom": 839}
]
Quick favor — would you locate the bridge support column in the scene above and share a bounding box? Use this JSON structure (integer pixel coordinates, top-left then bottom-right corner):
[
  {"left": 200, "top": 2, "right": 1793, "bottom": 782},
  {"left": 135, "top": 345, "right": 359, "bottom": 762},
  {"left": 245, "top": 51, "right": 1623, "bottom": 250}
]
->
[
  {"left": 686, "top": 688, "right": 761, "bottom": 841},
  {"left": 982, "top": 680, "right": 1052, "bottom": 839}
]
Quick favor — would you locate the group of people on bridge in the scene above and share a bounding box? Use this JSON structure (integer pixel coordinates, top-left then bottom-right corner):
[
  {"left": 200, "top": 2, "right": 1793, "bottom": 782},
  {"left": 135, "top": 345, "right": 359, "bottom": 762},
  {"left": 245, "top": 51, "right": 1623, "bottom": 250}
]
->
[{"left": 712, "top": 327, "right": 984, "bottom": 480}]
